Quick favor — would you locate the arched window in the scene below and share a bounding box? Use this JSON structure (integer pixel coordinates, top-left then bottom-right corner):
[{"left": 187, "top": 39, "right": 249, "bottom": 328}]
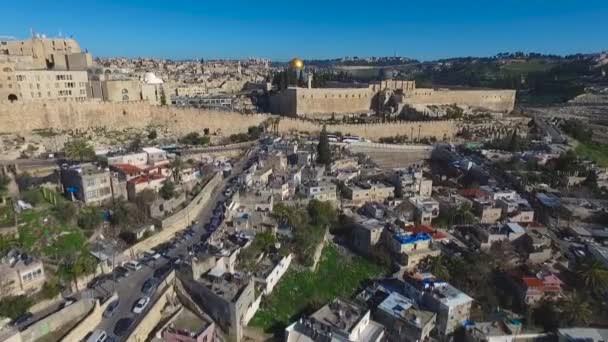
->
[{"left": 121, "top": 89, "right": 129, "bottom": 94}]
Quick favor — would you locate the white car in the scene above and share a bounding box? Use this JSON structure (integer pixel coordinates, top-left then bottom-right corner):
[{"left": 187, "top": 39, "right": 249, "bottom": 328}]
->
[
  {"left": 124, "top": 260, "right": 142, "bottom": 271},
  {"left": 132, "top": 297, "right": 150, "bottom": 314},
  {"left": 145, "top": 251, "right": 162, "bottom": 260}
]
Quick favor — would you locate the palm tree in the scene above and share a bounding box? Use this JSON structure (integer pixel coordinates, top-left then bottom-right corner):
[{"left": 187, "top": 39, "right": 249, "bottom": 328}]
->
[
  {"left": 558, "top": 291, "right": 593, "bottom": 325},
  {"left": 455, "top": 203, "right": 476, "bottom": 225},
  {"left": 64, "top": 139, "right": 95, "bottom": 162},
  {"left": 420, "top": 256, "right": 450, "bottom": 281},
  {"left": 576, "top": 259, "right": 608, "bottom": 295},
  {"left": 170, "top": 157, "right": 184, "bottom": 184}
]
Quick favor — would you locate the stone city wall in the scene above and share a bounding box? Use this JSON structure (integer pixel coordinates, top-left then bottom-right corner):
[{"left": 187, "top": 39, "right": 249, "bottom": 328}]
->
[
  {"left": 0, "top": 101, "right": 267, "bottom": 134},
  {"left": 0, "top": 100, "right": 457, "bottom": 141},
  {"left": 270, "top": 87, "right": 373, "bottom": 116},
  {"left": 278, "top": 118, "right": 457, "bottom": 140},
  {"left": 403, "top": 89, "right": 516, "bottom": 113}
]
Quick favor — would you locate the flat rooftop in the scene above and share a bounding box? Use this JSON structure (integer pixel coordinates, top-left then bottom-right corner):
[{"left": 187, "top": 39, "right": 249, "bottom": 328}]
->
[
  {"left": 165, "top": 308, "right": 212, "bottom": 337},
  {"left": 199, "top": 272, "right": 250, "bottom": 302},
  {"left": 378, "top": 292, "right": 435, "bottom": 328},
  {"left": 310, "top": 299, "right": 366, "bottom": 334}
]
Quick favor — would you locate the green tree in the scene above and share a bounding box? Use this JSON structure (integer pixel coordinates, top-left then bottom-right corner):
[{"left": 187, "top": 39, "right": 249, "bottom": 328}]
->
[
  {"left": 394, "top": 182, "right": 404, "bottom": 199},
  {"left": 0, "top": 175, "right": 9, "bottom": 198},
  {"left": 170, "top": 157, "right": 184, "bottom": 183},
  {"left": 147, "top": 129, "right": 158, "bottom": 140},
  {"left": 508, "top": 130, "right": 520, "bottom": 152},
  {"left": 419, "top": 255, "right": 450, "bottom": 281},
  {"left": 159, "top": 180, "right": 176, "bottom": 200},
  {"left": 576, "top": 259, "right": 608, "bottom": 295},
  {"left": 558, "top": 291, "right": 593, "bottom": 326},
  {"left": 64, "top": 139, "right": 95, "bottom": 162},
  {"left": 52, "top": 201, "right": 77, "bottom": 223},
  {"left": 317, "top": 125, "right": 331, "bottom": 167},
  {"left": 77, "top": 206, "right": 103, "bottom": 231},
  {"left": 128, "top": 135, "right": 142, "bottom": 152}
]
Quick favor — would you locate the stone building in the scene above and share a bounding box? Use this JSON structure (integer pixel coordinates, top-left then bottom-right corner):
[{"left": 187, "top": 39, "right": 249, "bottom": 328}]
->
[
  {"left": 0, "top": 250, "right": 46, "bottom": 299},
  {"left": 0, "top": 36, "right": 92, "bottom": 103},
  {"left": 0, "top": 36, "right": 82, "bottom": 69},
  {"left": 269, "top": 79, "right": 515, "bottom": 117},
  {"left": 403, "top": 272, "right": 473, "bottom": 337},
  {"left": 60, "top": 163, "right": 113, "bottom": 206}
]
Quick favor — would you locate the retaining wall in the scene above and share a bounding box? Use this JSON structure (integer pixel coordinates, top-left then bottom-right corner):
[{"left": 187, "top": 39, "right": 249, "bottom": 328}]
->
[
  {"left": 122, "top": 172, "right": 222, "bottom": 259},
  {"left": 61, "top": 294, "right": 118, "bottom": 342},
  {"left": 20, "top": 298, "right": 95, "bottom": 341}
]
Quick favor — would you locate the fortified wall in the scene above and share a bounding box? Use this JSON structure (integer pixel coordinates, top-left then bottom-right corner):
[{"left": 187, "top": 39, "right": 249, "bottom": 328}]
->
[
  {"left": 0, "top": 101, "right": 267, "bottom": 134},
  {"left": 269, "top": 80, "right": 516, "bottom": 117},
  {"left": 269, "top": 87, "right": 374, "bottom": 117},
  {"left": 0, "top": 100, "right": 457, "bottom": 141},
  {"left": 401, "top": 88, "right": 516, "bottom": 113},
  {"left": 277, "top": 118, "right": 457, "bottom": 141}
]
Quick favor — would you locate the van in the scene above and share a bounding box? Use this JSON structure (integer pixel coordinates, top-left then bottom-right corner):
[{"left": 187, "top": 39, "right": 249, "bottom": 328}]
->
[{"left": 87, "top": 329, "right": 107, "bottom": 342}]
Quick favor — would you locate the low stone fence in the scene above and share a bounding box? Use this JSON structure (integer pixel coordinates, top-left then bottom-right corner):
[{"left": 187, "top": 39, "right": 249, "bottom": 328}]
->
[{"left": 122, "top": 172, "right": 222, "bottom": 259}]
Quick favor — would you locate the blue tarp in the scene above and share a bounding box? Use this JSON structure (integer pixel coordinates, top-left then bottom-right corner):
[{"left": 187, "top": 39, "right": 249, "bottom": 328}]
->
[{"left": 393, "top": 232, "right": 431, "bottom": 244}]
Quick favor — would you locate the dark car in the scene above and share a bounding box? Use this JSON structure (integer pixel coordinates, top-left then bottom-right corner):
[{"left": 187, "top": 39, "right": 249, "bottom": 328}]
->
[
  {"left": 141, "top": 277, "right": 159, "bottom": 295},
  {"left": 114, "top": 318, "right": 134, "bottom": 337},
  {"left": 153, "top": 264, "right": 172, "bottom": 279},
  {"left": 103, "top": 298, "right": 120, "bottom": 318},
  {"left": 113, "top": 266, "right": 130, "bottom": 280},
  {"left": 11, "top": 312, "right": 33, "bottom": 326}
]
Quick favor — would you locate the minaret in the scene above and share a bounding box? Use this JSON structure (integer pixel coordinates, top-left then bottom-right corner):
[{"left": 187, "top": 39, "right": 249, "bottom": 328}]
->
[{"left": 307, "top": 73, "right": 313, "bottom": 89}]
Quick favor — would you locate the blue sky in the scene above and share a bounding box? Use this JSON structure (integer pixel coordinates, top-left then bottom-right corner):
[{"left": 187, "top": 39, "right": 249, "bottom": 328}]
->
[{"left": 2, "top": 0, "right": 607, "bottom": 61}]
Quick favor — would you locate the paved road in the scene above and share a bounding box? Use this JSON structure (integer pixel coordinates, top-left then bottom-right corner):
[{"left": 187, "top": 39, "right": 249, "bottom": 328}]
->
[{"left": 86, "top": 149, "right": 255, "bottom": 341}]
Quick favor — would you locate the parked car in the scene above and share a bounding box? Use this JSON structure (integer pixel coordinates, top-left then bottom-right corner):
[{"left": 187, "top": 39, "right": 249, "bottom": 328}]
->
[
  {"left": 103, "top": 298, "right": 120, "bottom": 318},
  {"left": 154, "top": 264, "right": 172, "bottom": 279},
  {"left": 132, "top": 297, "right": 150, "bottom": 314},
  {"left": 86, "top": 329, "right": 107, "bottom": 342},
  {"left": 124, "top": 260, "right": 142, "bottom": 271},
  {"left": 113, "top": 266, "right": 130, "bottom": 280},
  {"left": 10, "top": 312, "right": 33, "bottom": 326},
  {"left": 114, "top": 318, "right": 134, "bottom": 337},
  {"left": 59, "top": 297, "right": 77, "bottom": 309},
  {"left": 144, "top": 250, "right": 162, "bottom": 260},
  {"left": 141, "top": 278, "right": 159, "bottom": 296}
]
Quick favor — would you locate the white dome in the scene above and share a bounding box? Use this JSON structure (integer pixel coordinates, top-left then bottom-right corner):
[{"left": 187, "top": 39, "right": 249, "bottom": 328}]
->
[{"left": 144, "top": 72, "right": 164, "bottom": 84}]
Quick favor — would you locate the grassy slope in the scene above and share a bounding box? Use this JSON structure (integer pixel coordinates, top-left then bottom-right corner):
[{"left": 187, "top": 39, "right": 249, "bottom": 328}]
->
[{"left": 249, "top": 244, "right": 386, "bottom": 333}]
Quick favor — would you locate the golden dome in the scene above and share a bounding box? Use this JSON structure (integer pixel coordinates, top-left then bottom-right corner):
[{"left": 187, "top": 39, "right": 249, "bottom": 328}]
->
[{"left": 289, "top": 57, "right": 304, "bottom": 70}]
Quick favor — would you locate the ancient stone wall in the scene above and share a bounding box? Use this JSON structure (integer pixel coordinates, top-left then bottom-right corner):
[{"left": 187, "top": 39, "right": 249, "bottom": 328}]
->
[
  {"left": 0, "top": 101, "right": 267, "bottom": 134},
  {"left": 0, "top": 101, "right": 456, "bottom": 141},
  {"left": 403, "top": 88, "right": 516, "bottom": 113},
  {"left": 277, "top": 118, "right": 457, "bottom": 140}
]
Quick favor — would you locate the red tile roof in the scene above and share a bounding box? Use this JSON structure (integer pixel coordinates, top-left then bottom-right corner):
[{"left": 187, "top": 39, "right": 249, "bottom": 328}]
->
[
  {"left": 113, "top": 163, "right": 143, "bottom": 175},
  {"left": 522, "top": 277, "right": 544, "bottom": 288},
  {"left": 459, "top": 188, "right": 489, "bottom": 199},
  {"left": 128, "top": 174, "right": 165, "bottom": 185}
]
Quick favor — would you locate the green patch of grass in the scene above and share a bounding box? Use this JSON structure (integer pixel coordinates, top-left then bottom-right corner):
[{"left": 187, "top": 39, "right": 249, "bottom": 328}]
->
[
  {"left": 17, "top": 209, "right": 86, "bottom": 258},
  {"left": 249, "top": 244, "right": 387, "bottom": 333},
  {"left": 0, "top": 205, "right": 15, "bottom": 227},
  {"left": 576, "top": 142, "right": 608, "bottom": 167}
]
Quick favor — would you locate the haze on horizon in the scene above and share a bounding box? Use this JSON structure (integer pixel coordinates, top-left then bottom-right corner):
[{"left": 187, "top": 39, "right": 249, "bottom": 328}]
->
[{"left": 3, "top": 0, "right": 607, "bottom": 61}]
